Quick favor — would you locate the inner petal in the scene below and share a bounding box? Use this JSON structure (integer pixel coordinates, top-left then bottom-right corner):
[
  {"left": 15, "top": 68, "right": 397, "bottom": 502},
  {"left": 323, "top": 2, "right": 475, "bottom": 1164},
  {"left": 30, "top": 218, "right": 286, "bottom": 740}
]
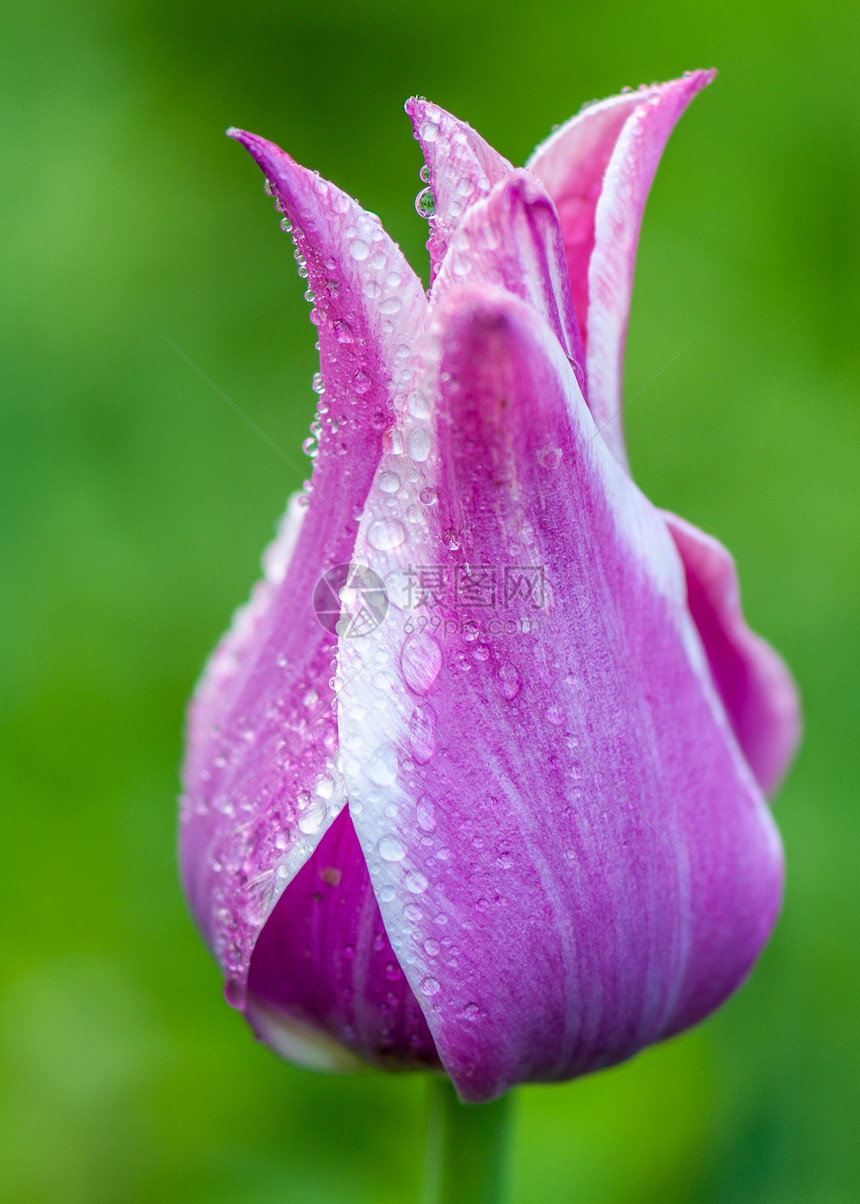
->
[{"left": 248, "top": 806, "right": 441, "bottom": 1071}]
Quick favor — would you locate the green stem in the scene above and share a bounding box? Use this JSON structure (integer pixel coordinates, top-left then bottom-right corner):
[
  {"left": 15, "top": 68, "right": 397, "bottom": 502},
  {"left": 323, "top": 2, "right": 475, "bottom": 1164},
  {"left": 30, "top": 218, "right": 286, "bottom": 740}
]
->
[{"left": 422, "top": 1076, "right": 513, "bottom": 1204}]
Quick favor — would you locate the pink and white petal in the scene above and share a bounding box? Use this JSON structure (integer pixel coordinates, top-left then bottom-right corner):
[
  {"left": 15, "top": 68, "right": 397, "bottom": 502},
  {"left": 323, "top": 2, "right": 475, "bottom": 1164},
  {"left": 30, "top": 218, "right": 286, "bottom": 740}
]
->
[
  {"left": 665, "top": 512, "right": 801, "bottom": 795},
  {"left": 180, "top": 135, "right": 427, "bottom": 1012},
  {"left": 337, "top": 288, "right": 782, "bottom": 1102},
  {"left": 528, "top": 71, "right": 715, "bottom": 465},
  {"left": 406, "top": 98, "right": 512, "bottom": 280},
  {"left": 431, "top": 171, "right": 585, "bottom": 392}
]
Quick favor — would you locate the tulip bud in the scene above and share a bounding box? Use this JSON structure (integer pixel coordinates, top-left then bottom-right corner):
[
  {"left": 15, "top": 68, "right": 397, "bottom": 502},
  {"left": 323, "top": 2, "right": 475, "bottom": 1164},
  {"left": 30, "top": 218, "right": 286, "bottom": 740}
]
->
[{"left": 180, "top": 73, "right": 799, "bottom": 1103}]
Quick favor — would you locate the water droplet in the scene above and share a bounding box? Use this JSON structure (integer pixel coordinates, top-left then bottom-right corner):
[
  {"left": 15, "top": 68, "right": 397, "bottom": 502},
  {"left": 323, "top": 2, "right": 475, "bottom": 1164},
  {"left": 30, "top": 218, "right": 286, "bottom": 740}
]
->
[
  {"left": 400, "top": 634, "right": 443, "bottom": 694},
  {"left": 383, "top": 426, "right": 404, "bottom": 455},
  {"left": 442, "top": 528, "right": 461, "bottom": 551},
  {"left": 279, "top": 215, "right": 293, "bottom": 233},
  {"left": 224, "top": 978, "right": 243, "bottom": 1007},
  {"left": 353, "top": 369, "right": 371, "bottom": 394},
  {"left": 407, "top": 872, "right": 428, "bottom": 895},
  {"left": 419, "top": 163, "right": 431, "bottom": 183},
  {"left": 409, "top": 705, "right": 437, "bottom": 764},
  {"left": 419, "top": 119, "right": 440, "bottom": 143},
  {"left": 334, "top": 319, "right": 353, "bottom": 344},
  {"left": 378, "top": 296, "right": 402, "bottom": 315},
  {"left": 497, "top": 662, "right": 521, "bottom": 701},
  {"left": 424, "top": 938, "right": 440, "bottom": 957},
  {"left": 497, "top": 851, "right": 513, "bottom": 869},
  {"left": 415, "top": 187, "right": 436, "bottom": 218},
  {"left": 298, "top": 801, "right": 327, "bottom": 835},
  {"left": 408, "top": 427, "right": 432, "bottom": 462},
  {"left": 349, "top": 238, "right": 370, "bottom": 261},
  {"left": 420, "top": 975, "right": 440, "bottom": 996},
  {"left": 370, "top": 744, "right": 398, "bottom": 786},
  {"left": 378, "top": 834, "right": 406, "bottom": 862},
  {"left": 379, "top": 884, "right": 395, "bottom": 903},
  {"left": 379, "top": 471, "right": 401, "bottom": 494},
  {"left": 538, "top": 448, "right": 562, "bottom": 470},
  {"left": 419, "top": 486, "right": 437, "bottom": 506},
  {"left": 368, "top": 517, "right": 407, "bottom": 550},
  {"left": 315, "top": 774, "right": 335, "bottom": 799},
  {"left": 462, "top": 621, "right": 480, "bottom": 643}
]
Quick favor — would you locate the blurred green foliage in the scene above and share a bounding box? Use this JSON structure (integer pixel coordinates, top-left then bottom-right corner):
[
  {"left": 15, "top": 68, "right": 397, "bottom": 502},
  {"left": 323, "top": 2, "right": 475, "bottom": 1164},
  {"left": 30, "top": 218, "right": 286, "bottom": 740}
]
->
[{"left": 1, "top": 0, "right": 858, "bottom": 1200}]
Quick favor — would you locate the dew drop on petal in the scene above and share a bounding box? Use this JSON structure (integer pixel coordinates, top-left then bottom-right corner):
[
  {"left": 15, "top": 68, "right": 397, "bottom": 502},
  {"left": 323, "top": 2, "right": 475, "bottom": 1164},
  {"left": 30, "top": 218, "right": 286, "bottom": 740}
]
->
[
  {"left": 370, "top": 743, "right": 398, "bottom": 786},
  {"left": 408, "top": 427, "right": 432, "bottom": 462},
  {"left": 298, "top": 801, "right": 327, "bottom": 835},
  {"left": 415, "top": 187, "right": 436, "bottom": 218},
  {"left": 420, "top": 975, "right": 440, "bottom": 996},
  {"left": 368, "top": 517, "right": 407, "bottom": 551},
  {"left": 378, "top": 834, "right": 406, "bottom": 862},
  {"left": 400, "top": 633, "right": 443, "bottom": 695},
  {"left": 349, "top": 238, "right": 370, "bottom": 261},
  {"left": 379, "top": 471, "right": 401, "bottom": 494},
  {"left": 416, "top": 796, "right": 437, "bottom": 833},
  {"left": 497, "top": 662, "right": 522, "bottom": 701}
]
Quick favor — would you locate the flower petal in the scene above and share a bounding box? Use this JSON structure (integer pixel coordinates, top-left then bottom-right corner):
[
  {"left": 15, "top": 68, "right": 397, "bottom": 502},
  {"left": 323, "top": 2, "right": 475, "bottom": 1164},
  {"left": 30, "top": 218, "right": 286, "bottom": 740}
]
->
[
  {"left": 406, "top": 98, "right": 512, "bottom": 281},
  {"left": 431, "top": 170, "right": 586, "bottom": 393},
  {"left": 528, "top": 71, "right": 715, "bottom": 465},
  {"left": 664, "top": 512, "right": 801, "bottom": 795},
  {"left": 180, "top": 133, "right": 426, "bottom": 1012},
  {"left": 246, "top": 807, "right": 441, "bottom": 1071},
  {"left": 337, "top": 288, "right": 782, "bottom": 1102}
]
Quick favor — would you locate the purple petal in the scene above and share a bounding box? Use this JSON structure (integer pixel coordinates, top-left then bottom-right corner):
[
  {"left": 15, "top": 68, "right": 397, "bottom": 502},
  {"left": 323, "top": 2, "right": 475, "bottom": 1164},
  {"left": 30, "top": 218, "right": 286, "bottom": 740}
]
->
[
  {"left": 247, "top": 806, "right": 441, "bottom": 1071},
  {"left": 406, "top": 98, "right": 512, "bottom": 281},
  {"left": 665, "top": 512, "right": 801, "bottom": 795},
  {"left": 528, "top": 72, "right": 715, "bottom": 465},
  {"left": 431, "top": 170, "right": 586, "bottom": 393},
  {"left": 337, "top": 288, "right": 783, "bottom": 1102},
  {"left": 180, "top": 132, "right": 426, "bottom": 1012}
]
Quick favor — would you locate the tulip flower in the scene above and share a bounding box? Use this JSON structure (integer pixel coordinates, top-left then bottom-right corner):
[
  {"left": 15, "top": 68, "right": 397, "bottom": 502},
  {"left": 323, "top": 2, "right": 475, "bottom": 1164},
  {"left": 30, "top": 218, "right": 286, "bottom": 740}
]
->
[{"left": 180, "top": 71, "right": 799, "bottom": 1115}]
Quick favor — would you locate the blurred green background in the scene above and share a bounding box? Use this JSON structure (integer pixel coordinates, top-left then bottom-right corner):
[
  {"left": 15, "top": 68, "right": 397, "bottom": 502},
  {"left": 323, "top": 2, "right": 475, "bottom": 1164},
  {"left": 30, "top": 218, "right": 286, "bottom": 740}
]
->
[{"left": 2, "top": 0, "right": 858, "bottom": 1199}]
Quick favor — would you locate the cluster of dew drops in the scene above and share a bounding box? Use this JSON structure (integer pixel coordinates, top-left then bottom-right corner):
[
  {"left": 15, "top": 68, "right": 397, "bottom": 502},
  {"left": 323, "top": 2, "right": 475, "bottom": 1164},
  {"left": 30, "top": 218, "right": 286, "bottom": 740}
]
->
[{"left": 262, "top": 155, "right": 440, "bottom": 504}]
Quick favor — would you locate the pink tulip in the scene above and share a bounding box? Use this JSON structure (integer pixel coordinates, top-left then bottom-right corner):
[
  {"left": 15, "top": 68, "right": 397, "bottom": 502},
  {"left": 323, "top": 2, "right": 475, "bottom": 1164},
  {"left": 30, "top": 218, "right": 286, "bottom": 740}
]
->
[{"left": 180, "top": 72, "right": 799, "bottom": 1103}]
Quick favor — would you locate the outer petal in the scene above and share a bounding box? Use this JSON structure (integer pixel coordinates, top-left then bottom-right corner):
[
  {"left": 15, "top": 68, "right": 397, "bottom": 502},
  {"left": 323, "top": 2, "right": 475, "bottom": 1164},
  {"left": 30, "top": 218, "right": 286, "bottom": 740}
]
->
[
  {"left": 528, "top": 71, "right": 715, "bottom": 465},
  {"left": 664, "top": 512, "right": 801, "bottom": 795},
  {"left": 338, "top": 289, "right": 783, "bottom": 1102},
  {"left": 180, "top": 132, "right": 426, "bottom": 1012},
  {"left": 406, "top": 98, "right": 512, "bottom": 281}
]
